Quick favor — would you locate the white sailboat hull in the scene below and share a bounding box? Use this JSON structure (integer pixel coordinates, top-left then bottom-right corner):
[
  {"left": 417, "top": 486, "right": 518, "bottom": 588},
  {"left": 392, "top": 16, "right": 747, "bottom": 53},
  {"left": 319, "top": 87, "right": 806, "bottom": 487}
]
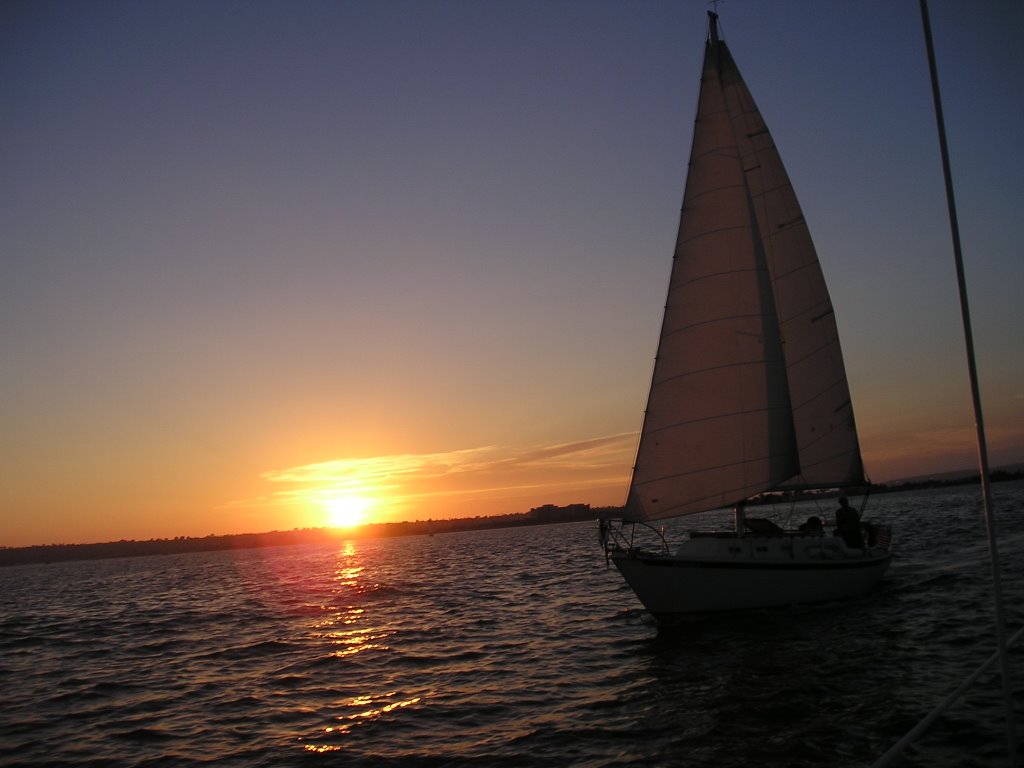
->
[{"left": 610, "top": 535, "right": 891, "bottom": 620}]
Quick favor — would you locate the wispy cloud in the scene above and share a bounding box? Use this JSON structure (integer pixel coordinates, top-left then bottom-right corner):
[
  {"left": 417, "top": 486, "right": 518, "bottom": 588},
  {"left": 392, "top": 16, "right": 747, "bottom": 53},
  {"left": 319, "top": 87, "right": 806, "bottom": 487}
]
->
[{"left": 227, "top": 433, "right": 637, "bottom": 519}]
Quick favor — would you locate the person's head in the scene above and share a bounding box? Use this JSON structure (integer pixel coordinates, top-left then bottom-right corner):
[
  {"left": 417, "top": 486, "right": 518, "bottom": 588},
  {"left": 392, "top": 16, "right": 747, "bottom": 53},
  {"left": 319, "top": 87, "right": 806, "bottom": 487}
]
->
[{"left": 838, "top": 496, "right": 849, "bottom": 507}]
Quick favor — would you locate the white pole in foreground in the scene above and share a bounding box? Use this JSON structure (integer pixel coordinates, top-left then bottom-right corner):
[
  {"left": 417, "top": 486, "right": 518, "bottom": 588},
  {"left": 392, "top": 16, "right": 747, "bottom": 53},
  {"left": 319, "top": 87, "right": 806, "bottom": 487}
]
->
[{"left": 918, "top": 2, "right": 1016, "bottom": 765}]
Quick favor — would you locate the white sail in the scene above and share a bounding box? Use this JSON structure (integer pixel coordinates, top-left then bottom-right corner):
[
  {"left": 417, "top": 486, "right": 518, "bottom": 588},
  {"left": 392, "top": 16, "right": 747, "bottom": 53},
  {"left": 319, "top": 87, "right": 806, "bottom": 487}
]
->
[{"left": 626, "top": 16, "right": 864, "bottom": 522}]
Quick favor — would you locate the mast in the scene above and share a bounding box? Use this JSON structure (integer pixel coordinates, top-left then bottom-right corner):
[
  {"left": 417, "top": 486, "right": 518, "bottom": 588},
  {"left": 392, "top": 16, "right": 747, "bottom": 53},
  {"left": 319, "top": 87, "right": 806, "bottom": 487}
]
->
[{"left": 624, "top": 10, "right": 797, "bottom": 522}]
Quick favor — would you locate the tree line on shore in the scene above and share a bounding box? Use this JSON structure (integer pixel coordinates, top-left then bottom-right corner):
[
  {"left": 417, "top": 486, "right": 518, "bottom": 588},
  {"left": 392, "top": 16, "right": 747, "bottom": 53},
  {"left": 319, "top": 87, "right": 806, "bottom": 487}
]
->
[{"left": 0, "top": 503, "right": 604, "bottom": 567}]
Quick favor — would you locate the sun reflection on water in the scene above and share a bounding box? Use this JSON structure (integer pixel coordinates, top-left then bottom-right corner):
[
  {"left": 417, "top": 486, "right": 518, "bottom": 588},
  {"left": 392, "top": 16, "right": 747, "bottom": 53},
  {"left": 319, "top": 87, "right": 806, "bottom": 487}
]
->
[
  {"left": 333, "top": 540, "right": 363, "bottom": 587},
  {"left": 300, "top": 688, "right": 424, "bottom": 751},
  {"left": 307, "top": 541, "right": 396, "bottom": 661},
  {"left": 325, "top": 691, "right": 423, "bottom": 735},
  {"left": 297, "top": 540, "right": 425, "bottom": 754}
]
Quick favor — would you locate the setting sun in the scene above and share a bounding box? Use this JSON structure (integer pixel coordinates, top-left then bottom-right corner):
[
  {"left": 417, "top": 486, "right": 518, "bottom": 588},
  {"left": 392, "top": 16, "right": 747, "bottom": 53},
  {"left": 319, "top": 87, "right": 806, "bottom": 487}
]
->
[{"left": 324, "top": 496, "right": 372, "bottom": 529}]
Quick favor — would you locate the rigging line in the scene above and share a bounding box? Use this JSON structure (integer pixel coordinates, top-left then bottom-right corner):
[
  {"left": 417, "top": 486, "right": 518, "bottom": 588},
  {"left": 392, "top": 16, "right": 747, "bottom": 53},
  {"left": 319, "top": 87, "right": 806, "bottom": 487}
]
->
[
  {"left": 869, "top": 624, "right": 1024, "bottom": 768},
  {"left": 918, "top": 2, "right": 1016, "bottom": 766}
]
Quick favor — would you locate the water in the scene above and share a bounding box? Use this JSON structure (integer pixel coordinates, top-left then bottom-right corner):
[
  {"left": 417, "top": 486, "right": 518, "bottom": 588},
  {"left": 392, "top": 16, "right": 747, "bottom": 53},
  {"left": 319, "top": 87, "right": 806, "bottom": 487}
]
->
[{"left": 2, "top": 482, "right": 1022, "bottom": 767}]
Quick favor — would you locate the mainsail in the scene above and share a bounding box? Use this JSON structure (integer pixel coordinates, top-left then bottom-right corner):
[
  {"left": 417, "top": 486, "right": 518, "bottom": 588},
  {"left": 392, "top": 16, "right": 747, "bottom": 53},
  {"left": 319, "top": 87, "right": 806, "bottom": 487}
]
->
[{"left": 626, "top": 13, "right": 864, "bottom": 523}]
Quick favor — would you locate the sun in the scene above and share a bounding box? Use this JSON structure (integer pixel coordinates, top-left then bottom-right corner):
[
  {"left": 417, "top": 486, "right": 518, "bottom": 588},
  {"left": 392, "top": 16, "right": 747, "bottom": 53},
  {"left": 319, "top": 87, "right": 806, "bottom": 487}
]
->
[{"left": 324, "top": 495, "right": 372, "bottom": 529}]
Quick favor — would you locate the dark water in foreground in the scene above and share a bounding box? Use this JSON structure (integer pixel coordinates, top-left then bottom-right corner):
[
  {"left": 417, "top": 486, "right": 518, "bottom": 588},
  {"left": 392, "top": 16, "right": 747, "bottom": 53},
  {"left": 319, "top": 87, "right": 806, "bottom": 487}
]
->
[{"left": 2, "top": 482, "right": 1022, "bottom": 767}]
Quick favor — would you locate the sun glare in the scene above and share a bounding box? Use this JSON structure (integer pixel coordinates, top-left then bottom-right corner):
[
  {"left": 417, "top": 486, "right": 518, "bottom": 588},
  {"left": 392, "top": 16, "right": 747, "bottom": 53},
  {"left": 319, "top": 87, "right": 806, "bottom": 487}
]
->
[{"left": 324, "top": 496, "right": 372, "bottom": 529}]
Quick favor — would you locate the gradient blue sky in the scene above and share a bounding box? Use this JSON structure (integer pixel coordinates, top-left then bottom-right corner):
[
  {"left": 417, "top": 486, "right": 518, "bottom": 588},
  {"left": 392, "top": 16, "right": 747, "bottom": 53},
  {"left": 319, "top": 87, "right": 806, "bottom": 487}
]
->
[{"left": 3, "top": 0, "right": 1022, "bottom": 546}]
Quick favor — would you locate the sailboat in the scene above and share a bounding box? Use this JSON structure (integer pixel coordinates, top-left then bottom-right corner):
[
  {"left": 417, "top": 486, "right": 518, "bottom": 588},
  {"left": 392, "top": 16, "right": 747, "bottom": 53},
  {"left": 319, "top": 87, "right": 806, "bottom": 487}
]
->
[{"left": 601, "top": 11, "right": 891, "bottom": 621}]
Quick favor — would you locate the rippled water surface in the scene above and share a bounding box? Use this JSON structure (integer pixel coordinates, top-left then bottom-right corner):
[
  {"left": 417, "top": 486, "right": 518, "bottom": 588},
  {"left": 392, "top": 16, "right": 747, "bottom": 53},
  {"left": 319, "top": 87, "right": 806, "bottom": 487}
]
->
[{"left": 2, "top": 482, "right": 1023, "bottom": 767}]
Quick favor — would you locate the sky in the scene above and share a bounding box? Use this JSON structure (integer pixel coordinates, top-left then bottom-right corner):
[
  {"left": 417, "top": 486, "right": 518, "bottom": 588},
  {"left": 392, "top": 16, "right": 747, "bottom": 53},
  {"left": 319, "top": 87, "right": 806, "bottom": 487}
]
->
[{"left": 2, "top": 0, "right": 1022, "bottom": 547}]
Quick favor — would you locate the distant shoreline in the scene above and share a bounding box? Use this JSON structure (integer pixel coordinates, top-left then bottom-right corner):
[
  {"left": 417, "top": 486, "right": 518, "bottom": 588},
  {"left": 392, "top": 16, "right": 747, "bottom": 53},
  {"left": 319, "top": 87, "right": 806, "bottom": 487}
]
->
[
  {"left": 0, "top": 503, "right": 603, "bottom": 568},
  {"left": 2, "top": 471, "right": 1020, "bottom": 568}
]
